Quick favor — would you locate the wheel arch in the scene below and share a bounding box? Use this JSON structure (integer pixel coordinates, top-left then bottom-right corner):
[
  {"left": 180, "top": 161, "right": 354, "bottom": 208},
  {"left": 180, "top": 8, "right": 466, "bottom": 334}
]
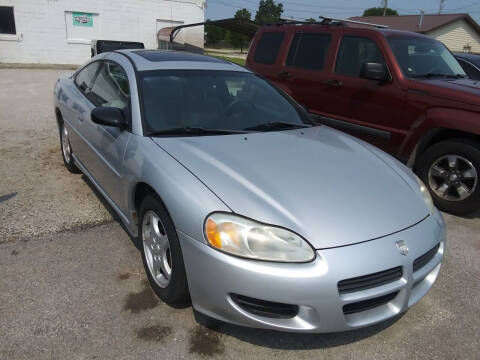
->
[{"left": 410, "top": 128, "right": 480, "bottom": 170}]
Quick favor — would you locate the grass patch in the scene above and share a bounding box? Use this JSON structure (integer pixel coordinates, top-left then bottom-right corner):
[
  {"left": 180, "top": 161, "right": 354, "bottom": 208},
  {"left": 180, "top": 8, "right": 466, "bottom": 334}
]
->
[{"left": 206, "top": 55, "right": 246, "bottom": 66}]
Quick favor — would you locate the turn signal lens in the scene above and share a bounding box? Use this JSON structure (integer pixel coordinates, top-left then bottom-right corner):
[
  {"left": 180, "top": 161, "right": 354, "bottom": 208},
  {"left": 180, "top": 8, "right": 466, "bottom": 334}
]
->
[{"left": 204, "top": 213, "right": 315, "bottom": 262}]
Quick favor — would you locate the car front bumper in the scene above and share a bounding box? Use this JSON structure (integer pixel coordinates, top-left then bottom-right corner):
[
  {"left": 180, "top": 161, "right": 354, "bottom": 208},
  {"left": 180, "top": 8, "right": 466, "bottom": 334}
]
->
[{"left": 179, "top": 211, "right": 445, "bottom": 333}]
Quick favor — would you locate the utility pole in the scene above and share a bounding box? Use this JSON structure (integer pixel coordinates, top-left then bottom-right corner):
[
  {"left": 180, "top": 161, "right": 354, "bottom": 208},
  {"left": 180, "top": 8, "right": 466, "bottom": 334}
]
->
[
  {"left": 439, "top": 0, "right": 446, "bottom": 14},
  {"left": 382, "top": 0, "right": 388, "bottom": 16}
]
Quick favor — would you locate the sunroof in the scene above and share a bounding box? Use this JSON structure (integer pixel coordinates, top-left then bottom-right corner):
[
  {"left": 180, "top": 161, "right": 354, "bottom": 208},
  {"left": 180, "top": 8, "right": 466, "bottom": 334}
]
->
[{"left": 133, "top": 50, "right": 227, "bottom": 63}]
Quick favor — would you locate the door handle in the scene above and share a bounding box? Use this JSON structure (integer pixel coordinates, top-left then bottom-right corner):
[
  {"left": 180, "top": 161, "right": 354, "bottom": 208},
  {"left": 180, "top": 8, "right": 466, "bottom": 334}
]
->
[
  {"left": 324, "top": 79, "right": 343, "bottom": 87},
  {"left": 278, "top": 71, "right": 292, "bottom": 80}
]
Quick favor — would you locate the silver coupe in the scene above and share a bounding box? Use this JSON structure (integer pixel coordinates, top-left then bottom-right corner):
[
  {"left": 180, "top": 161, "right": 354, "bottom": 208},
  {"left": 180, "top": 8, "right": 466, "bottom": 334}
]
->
[{"left": 54, "top": 50, "right": 445, "bottom": 332}]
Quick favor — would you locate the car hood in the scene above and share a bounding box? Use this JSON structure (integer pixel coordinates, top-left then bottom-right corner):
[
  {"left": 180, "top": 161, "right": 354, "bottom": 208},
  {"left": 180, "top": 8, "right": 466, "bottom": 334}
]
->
[
  {"left": 411, "top": 77, "right": 480, "bottom": 107},
  {"left": 152, "top": 126, "right": 428, "bottom": 249}
]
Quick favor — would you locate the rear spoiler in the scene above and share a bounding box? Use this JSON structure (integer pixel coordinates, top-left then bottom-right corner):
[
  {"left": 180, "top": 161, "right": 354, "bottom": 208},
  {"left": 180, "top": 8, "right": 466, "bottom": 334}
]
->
[{"left": 91, "top": 40, "right": 145, "bottom": 57}]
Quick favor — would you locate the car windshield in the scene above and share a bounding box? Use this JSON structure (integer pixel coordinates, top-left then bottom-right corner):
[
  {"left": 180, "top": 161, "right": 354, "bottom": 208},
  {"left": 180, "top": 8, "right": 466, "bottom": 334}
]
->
[
  {"left": 388, "top": 37, "right": 466, "bottom": 78},
  {"left": 140, "top": 70, "right": 311, "bottom": 135}
]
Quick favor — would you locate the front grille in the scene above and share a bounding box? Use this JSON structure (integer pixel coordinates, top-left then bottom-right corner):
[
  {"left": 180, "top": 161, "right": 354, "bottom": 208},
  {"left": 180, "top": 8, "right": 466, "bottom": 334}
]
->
[
  {"left": 343, "top": 291, "right": 399, "bottom": 315},
  {"left": 413, "top": 243, "right": 440, "bottom": 272},
  {"left": 338, "top": 266, "right": 403, "bottom": 294},
  {"left": 230, "top": 294, "right": 299, "bottom": 319}
]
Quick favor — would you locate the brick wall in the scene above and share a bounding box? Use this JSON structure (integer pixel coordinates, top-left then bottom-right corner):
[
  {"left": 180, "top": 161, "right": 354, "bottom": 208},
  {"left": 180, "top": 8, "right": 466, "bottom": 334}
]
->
[{"left": 0, "top": 0, "right": 205, "bottom": 65}]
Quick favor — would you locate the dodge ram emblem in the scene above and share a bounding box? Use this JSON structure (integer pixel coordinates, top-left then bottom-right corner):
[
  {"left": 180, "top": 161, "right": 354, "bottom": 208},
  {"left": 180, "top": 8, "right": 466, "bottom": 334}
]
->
[{"left": 395, "top": 240, "right": 409, "bottom": 256}]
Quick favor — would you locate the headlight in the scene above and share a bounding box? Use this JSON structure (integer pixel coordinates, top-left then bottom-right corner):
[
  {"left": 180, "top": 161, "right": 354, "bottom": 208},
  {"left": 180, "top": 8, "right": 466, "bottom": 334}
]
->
[
  {"left": 204, "top": 213, "right": 315, "bottom": 262},
  {"left": 415, "top": 175, "right": 435, "bottom": 215}
]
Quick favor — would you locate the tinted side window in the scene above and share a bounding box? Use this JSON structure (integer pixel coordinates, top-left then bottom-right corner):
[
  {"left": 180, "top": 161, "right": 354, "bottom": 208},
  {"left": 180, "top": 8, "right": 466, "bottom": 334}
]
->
[
  {"left": 253, "top": 32, "right": 285, "bottom": 64},
  {"left": 286, "top": 33, "right": 331, "bottom": 70},
  {"left": 89, "top": 61, "right": 130, "bottom": 108},
  {"left": 457, "top": 59, "right": 480, "bottom": 80},
  {"left": 74, "top": 62, "right": 101, "bottom": 93},
  {"left": 335, "top": 36, "right": 385, "bottom": 77}
]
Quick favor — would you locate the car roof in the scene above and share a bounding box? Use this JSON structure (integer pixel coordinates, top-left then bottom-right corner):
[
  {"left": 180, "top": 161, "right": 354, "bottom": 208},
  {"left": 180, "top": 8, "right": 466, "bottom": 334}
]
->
[
  {"left": 115, "top": 49, "right": 250, "bottom": 72},
  {"left": 454, "top": 52, "right": 480, "bottom": 65}
]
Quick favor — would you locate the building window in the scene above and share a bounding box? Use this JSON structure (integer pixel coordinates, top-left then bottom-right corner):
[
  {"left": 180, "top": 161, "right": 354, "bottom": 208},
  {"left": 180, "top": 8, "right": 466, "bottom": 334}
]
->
[{"left": 0, "top": 6, "right": 16, "bottom": 35}]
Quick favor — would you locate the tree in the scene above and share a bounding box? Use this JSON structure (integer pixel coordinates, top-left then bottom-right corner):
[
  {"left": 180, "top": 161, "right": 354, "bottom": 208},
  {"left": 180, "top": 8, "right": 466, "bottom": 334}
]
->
[
  {"left": 255, "top": 0, "right": 284, "bottom": 25},
  {"left": 305, "top": 18, "right": 317, "bottom": 23},
  {"left": 205, "top": 19, "right": 226, "bottom": 46},
  {"left": 229, "top": 9, "right": 252, "bottom": 53},
  {"left": 362, "top": 7, "right": 398, "bottom": 16}
]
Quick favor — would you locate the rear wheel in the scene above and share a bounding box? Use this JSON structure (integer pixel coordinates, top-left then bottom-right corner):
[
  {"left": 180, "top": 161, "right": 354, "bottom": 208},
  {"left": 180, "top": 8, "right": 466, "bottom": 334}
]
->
[
  {"left": 138, "top": 194, "right": 190, "bottom": 306},
  {"left": 416, "top": 139, "right": 480, "bottom": 215},
  {"left": 59, "top": 122, "right": 80, "bottom": 173}
]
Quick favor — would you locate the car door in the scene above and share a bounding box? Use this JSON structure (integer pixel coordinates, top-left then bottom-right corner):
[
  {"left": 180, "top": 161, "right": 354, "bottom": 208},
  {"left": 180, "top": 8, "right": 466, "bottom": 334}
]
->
[
  {"left": 64, "top": 61, "right": 102, "bottom": 166},
  {"left": 321, "top": 35, "right": 406, "bottom": 153},
  {"left": 80, "top": 60, "right": 132, "bottom": 210},
  {"left": 276, "top": 30, "right": 336, "bottom": 114}
]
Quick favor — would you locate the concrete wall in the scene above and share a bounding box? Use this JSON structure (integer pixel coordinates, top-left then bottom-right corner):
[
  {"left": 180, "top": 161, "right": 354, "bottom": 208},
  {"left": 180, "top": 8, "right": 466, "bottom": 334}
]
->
[
  {"left": 427, "top": 19, "right": 480, "bottom": 53},
  {"left": 0, "top": 0, "right": 205, "bottom": 65}
]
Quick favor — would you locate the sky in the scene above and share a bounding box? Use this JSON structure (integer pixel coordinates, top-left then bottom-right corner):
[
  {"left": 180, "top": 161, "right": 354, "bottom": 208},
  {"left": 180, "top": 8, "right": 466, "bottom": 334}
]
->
[{"left": 205, "top": 0, "right": 480, "bottom": 23}]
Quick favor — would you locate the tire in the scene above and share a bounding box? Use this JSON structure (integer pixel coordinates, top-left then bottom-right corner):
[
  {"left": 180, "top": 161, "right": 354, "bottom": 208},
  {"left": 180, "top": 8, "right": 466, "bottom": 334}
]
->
[
  {"left": 59, "top": 122, "right": 81, "bottom": 173},
  {"left": 416, "top": 139, "right": 480, "bottom": 215},
  {"left": 138, "top": 194, "right": 190, "bottom": 306},
  {"left": 193, "top": 309, "right": 222, "bottom": 329}
]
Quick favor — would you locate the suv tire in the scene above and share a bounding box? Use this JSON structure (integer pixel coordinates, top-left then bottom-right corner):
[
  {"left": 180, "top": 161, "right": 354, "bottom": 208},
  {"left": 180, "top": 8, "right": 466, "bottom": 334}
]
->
[{"left": 416, "top": 139, "right": 480, "bottom": 215}]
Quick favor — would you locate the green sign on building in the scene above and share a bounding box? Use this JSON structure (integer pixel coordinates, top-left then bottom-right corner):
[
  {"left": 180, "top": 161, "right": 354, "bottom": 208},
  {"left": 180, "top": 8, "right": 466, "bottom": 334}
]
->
[{"left": 72, "top": 12, "right": 93, "bottom": 27}]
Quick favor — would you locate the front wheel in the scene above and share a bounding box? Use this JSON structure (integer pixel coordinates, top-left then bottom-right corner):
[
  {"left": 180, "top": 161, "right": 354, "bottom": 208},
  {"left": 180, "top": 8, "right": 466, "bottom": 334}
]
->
[
  {"left": 416, "top": 139, "right": 480, "bottom": 215},
  {"left": 138, "top": 194, "right": 190, "bottom": 306}
]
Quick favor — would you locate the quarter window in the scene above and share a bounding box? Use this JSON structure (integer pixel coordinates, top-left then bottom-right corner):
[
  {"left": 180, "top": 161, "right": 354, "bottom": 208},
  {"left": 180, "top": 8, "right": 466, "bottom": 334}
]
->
[
  {"left": 74, "top": 62, "right": 101, "bottom": 93},
  {"left": 335, "top": 36, "right": 385, "bottom": 77},
  {"left": 286, "top": 33, "right": 331, "bottom": 70},
  {"left": 89, "top": 61, "right": 130, "bottom": 108},
  {"left": 253, "top": 32, "right": 285, "bottom": 65},
  {"left": 457, "top": 59, "right": 480, "bottom": 80},
  {"left": 0, "top": 6, "right": 16, "bottom": 35}
]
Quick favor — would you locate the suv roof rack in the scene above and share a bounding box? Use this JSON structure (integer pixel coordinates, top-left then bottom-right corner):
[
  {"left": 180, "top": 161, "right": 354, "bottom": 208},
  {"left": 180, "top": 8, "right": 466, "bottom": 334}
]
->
[
  {"left": 319, "top": 16, "right": 389, "bottom": 28},
  {"left": 275, "top": 16, "right": 389, "bottom": 29}
]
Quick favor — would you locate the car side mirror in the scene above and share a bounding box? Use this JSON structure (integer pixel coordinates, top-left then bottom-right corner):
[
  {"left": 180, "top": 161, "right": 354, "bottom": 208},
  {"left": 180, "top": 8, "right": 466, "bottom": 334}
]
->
[
  {"left": 91, "top": 107, "right": 127, "bottom": 128},
  {"left": 360, "top": 62, "right": 389, "bottom": 83}
]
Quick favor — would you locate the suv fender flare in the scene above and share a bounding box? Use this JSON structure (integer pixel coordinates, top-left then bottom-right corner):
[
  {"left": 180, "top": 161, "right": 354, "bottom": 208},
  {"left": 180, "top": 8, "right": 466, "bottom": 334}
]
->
[{"left": 402, "top": 108, "right": 480, "bottom": 167}]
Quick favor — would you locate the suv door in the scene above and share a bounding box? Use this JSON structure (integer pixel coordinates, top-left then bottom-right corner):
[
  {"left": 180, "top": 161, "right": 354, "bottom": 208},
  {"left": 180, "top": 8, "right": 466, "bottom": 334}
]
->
[
  {"left": 277, "top": 31, "right": 334, "bottom": 111},
  {"left": 81, "top": 60, "right": 132, "bottom": 210},
  {"left": 323, "top": 35, "right": 406, "bottom": 153}
]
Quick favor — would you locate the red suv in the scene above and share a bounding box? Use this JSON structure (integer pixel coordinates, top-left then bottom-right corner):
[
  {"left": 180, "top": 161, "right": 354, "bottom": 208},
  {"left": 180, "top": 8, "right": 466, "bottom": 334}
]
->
[{"left": 246, "top": 22, "right": 480, "bottom": 215}]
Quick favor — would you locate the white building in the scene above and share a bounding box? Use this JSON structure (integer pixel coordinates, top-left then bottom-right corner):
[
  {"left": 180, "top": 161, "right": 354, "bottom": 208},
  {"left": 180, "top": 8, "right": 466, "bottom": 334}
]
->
[{"left": 0, "top": 0, "right": 205, "bottom": 65}]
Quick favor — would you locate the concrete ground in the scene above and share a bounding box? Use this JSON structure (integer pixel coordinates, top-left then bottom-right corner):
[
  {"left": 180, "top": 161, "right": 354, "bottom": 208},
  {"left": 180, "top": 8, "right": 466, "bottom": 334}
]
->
[{"left": 1, "top": 68, "right": 479, "bottom": 359}]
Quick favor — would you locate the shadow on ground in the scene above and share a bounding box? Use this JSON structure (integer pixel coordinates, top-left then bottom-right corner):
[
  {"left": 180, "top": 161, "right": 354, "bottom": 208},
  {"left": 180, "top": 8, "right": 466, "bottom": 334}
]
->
[{"left": 201, "top": 312, "right": 405, "bottom": 350}]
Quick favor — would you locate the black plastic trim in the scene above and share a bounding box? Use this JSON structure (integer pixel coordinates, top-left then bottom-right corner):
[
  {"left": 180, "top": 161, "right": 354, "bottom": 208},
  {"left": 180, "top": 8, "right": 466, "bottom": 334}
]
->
[
  {"left": 231, "top": 294, "right": 299, "bottom": 319},
  {"left": 315, "top": 115, "right": 391, "bottom": 139},
  {"left": 338, "top": 266, "right": 402, "bottom": 294},
  {"left": 413, "top": 243, "right": 440, "bottom": 272},
  {"left": 343, "top": 291, "right": 399, "bottom": 315}
]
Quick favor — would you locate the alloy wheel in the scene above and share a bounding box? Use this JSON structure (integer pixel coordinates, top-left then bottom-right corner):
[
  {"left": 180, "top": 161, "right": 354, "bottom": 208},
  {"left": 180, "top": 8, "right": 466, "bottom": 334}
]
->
[
  {"left": 142, "top": 210, "right": 173, "bottom": 288},
  {"left": 428, "top": 154, "right": 478, "bottom": 201},
  {"left": 61, "top": 125, "right": 71, "bottom": 163}
]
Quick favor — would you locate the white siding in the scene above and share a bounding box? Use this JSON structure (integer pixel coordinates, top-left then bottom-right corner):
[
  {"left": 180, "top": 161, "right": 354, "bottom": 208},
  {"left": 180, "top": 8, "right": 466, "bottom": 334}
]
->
[
  {"left": 0, "top": 0, "right": 205, "bottom": 65},
  {"left": 427, "top": 19, "right": 480, "bottom": 53}
]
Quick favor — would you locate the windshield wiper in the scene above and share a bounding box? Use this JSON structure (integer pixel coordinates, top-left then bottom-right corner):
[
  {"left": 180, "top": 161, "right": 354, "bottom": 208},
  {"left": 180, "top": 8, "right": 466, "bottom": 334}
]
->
[
  {"left": 148, "top": 127, "right": 249, "bottom": 137},
  {"left": 243, "top": 121, "right": 311, "bottom": 132},
  {"left": 412, "top": 73, "right": 467, "bottom": 79}
]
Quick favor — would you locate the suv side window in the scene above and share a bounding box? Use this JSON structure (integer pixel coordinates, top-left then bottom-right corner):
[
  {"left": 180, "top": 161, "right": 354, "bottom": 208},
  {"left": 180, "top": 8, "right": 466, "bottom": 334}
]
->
[
  {"left": 253, "top": 32, "right": 285, "bottom": 64},
  {"left": 74, "top": 62, "right": 101, "bottom": 93},
  {"left": 335, "top": 36, "right": 385, "bottom": 77},
  {"left": 286, "top": 33, "right": 331, "bottom": 70},
  {"left": 88, "top": 61, "right": 130, "bottom": 108}
]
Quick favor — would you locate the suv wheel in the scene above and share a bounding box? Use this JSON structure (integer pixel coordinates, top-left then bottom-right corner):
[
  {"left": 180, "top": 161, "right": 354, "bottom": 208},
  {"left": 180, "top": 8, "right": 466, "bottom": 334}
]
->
[
  {"left": 138, "top": 194, "right": 190, "bottom": 306},
  {"left": 416, "top": 139, "right": 480, "bottom": 215}
]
